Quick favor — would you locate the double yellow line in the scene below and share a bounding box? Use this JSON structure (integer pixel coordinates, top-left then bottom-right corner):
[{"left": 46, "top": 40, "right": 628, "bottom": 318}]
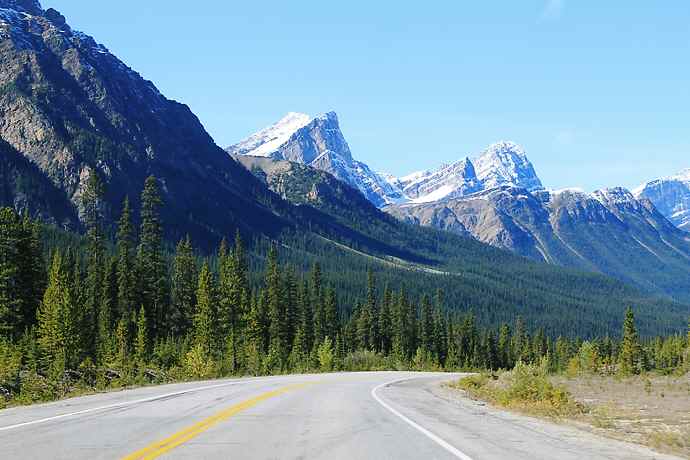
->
[{"left": 122, "top": 382, "right": 312, "bottom": 460}]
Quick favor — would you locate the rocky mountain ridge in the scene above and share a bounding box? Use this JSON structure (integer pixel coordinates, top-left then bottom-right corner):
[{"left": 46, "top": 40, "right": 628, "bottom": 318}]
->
[
  {"left": 228, "top": 113, "right": 543, "bottom": 207},
  {"left": 388, "top": 184, "right": 690, "bottom": 300},
  {"left": 635, "top": 169, "right": 690, "bottom": 231},
  {"left": 0, "top": 0, "right": 290, "bottom": 241}
]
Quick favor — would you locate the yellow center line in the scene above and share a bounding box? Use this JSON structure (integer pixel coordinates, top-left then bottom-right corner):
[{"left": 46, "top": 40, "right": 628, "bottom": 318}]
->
[{"left": 121, "top": 382, "right": 314, "bottom": 460}]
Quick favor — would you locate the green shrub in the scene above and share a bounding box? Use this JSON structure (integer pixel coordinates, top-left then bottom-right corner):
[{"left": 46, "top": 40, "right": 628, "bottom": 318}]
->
[
  {"left": 342, "top": 350, "right": 390, "bottom": 371},
  {"left": 455, "top": 360, "right": 585, "bottom": 418}
]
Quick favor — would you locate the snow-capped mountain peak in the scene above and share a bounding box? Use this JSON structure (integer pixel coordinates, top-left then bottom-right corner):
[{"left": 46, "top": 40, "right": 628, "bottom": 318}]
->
[
  {"left": 634, "top": 168, "right": 690, "bottom": 231},
  {"left": 227, "top": 112, "right": 312, "bottom": 158},
  {"left": 227, "top": 111, "right": 405, "bottom": 207},
  {"left": 0, "top": 0, "right": 42, "bottom": 15},
  {"left": 473, "top": 141, "right": 543, "bottom": 191},
  {"left": 228, "top": 115, "right": 546, "bottom": 209},
  {"left": 592, "top": 187, "right": 636, "bottom": 205}
]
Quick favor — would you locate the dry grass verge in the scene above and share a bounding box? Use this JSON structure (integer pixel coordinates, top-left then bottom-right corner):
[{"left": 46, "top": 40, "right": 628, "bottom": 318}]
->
[{"left": 452, "top": 366, "right": 690, "bottom": 458}]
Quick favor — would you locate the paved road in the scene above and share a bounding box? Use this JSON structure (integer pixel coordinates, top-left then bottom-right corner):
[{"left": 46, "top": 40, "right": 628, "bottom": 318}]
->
[{"left": 0, "top": 372, "right": 679, "bottom": 459}]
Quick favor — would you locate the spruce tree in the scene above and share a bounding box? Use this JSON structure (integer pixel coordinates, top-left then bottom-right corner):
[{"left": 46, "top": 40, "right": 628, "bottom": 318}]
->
[
  {"left": 497, "top": 323, "right": 512, "bottom": 369},
  {"left": 619, "top": 307, "right": 641, "bottom": 376},
  {"left": 135, "top": 305, "right": 148, "bottom": 367},
  {"left": 324, "top": 287, "right": 338, "bottom": 343},
  {"left": 194, "top": 262, "right": 217, "bottom": 357},
  {"left": 299, "top": 279, "right": 313, "bottom": 355},
  {"left": 137, "top": 176, "right": 168, "bottom": 338},
  {"left": 83, "top": 171, "right": 106, "bottom": 360},
  {"left": 0, "top": 208, "right": 21, "bottom": 337},
  {"left": 365, "top": 269, "right": 379, "bottom": 351},
  {"left": 378, "top": 284, "right": 392, "bottom": 354},
  {"left": 170, "top": 236, "right": 198, "bottom": 337},
  {"left": 420, "top": 294, "right": 434, "bottom": 355},
  {"left": 37, "top": 252, "right": 77, "bottom": 376},
  {"left": 311, "top": 263, "right": 324, "bottom": 345},
  {"left": 97, "top": 257, "right": 117, "bottom": 363},
  {"left": 116, "top": 197, "right": 136, "bottom": 322},
  {"left": 265, "top": 245, "right": 286, "bottom": 365},
  {"left": 16, "top": 214, "right": 45, "bottom": 332}
]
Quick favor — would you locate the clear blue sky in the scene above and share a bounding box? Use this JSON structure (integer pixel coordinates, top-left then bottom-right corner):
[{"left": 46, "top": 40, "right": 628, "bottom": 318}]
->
[{"left": 44, "top": 1, "right": 690, "bottom": 191}]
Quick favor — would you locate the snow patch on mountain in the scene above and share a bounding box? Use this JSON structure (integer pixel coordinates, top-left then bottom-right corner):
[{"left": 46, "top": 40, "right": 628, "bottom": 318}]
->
[
  {"left": 635, "top": 168, "right": 690, "bottom": 231},
  {"left": 473, "top": 141, "right": 543, "bottom": 191},
  {"left": 227, "top": 112, "right": 312, "bottom": 158},
  {"left": 228, "top": 113, "right": 545, "bottom": 208}
]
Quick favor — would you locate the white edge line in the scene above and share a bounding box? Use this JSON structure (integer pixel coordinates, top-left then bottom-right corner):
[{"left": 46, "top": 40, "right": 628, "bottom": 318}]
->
[
  {"left": 371, "top": 377, "right": 474, "bottom": 460},
  {"left": 0, "top": 380, "right": 248, "bottom": 432}
]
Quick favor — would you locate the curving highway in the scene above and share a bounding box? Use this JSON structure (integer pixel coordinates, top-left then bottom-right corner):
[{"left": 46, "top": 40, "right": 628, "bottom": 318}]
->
[{"left": 0, "top": 372, "right": 679, "bottom": 459}]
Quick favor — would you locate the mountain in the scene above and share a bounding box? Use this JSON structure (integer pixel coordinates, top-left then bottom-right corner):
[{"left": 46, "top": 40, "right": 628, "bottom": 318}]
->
[
  {"left": 635, "top": 169, "right": 690, "bottom": 232},
  {"left": 227, "top": 112, "right": 404, "bottom": 207},
  {"left": 1, "top": 1, "right": 687, "bottom": 337},
  {"left": 473, "top": 141, "right": 543, "bottom": 191},
  {"left": 387, "top": 141, "right": 543, "bottom": 204},
  {"left": 235, "top": 155, "right": 689, "bottom": 335},
  {"left": 390, "top": 158, "right": 482, "bottom": 204},
  {"left": 0, "top": 0, "right": 290, "bottom": 242},
  {"left": 229, "top": 111, "right": 546, "bottom": 208},
  {"left": 388, "top": 185, "right": 690, "bottom": 301}
]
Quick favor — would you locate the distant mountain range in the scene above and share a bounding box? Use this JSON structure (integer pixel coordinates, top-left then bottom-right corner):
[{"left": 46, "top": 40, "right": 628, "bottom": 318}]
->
[
  {"left": 228, "top": 113, "right": 543, "bottom": 206},
  {"left": 230, "top": 111, "right": 690, "bottom": 300},
  {"left": 229, "top": 111, "right": 689, "bottom": 233},
  {"left": 1, "top": 1, "right": 689, "bottom": 332}
]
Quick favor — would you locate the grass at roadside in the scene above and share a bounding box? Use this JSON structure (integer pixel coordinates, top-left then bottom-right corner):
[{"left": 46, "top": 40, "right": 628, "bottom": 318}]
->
[{"left": 450, "top": 363, "right": 690, "bottom": 458}]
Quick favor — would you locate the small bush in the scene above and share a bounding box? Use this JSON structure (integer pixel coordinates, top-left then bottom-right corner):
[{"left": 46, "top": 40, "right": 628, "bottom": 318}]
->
[
  {"left": 342, "top": 350, "right": 390, "bottom": 371},
  {"left": 454, "top": 360, "right": 585, "bottom": 418},
  {"left": 183, "top": 344, "right": 215, "bottom": 380}
]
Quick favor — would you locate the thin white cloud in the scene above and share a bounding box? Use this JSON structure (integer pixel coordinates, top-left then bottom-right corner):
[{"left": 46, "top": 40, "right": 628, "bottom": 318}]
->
[{"left": 540, "top": 0, "right": 565, "bottom": 22}]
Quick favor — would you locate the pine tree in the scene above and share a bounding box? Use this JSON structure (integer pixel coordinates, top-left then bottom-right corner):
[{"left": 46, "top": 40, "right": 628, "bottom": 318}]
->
[
  {"left": 137, "top": 176, "right": 168, "bottom": 338},
  {"left": 115, "top": 316, "right": 129, "bottom": 372},
  {"left": 324, "top": 287, "right": 338, "bottom": 343},
  {"left": 217, "top": 232, "right": 249, "bottom": 371},
  {"left": 378, "top": 284, "right": 392, "bottom": 354},
  {"left": 355, "top": 302, "right": 371, "bottom": 351},
  {"left": 135, "top": 306, "right": 148, "bottom": 367},
  {"left": 497, "top": 323, "right": 512, "bottom": 369},
  {"left": 365, "top": 269, "right": 379, "bottom": 351},
  {"left": 265, "top": 245, "right": 286, "bottom": 366},
  {"left": 16, "top": 214, "right": 45, "bottom": 333},
  {"left": 0, "top": 208, "right": 21, "bottom": 337},
  {"left": 619, "top": 307, "right": 641, "bottom": 376},
  {"left": 170, "top": 236, "right": 198, "bottom": 337},
  {"left": 83, "top": 171, "right": 106, "bottom": 361},
  {"left": 283, "top": 268, "right": 299, "bottom": 350},
  {"left": 311, "top": 263, "right": 324, "bottom": 345},
  {"left": 420, "top": 294, "right": 434, "bottom": 356},
  {"left": 299, "top": 279, "right": 313, "bottom": 355},
  {"left": 194, "top": 262, "right": 217, "bottom": 357},
  {"left": 116, "top": 197, "right": 136, "bottom": 322},
  {"left": 97, "top": 257, "right": 118, "bottom": 363},
  {"left": 37, "top": 252, "right": 77, "bottom": 377},
  {"left": 432, "top": 306, "right": 447, "bottom": 365}
]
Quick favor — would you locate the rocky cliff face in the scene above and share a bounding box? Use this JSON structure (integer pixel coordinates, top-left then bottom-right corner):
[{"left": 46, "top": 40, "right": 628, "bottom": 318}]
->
[
  {"left": 473, "top": 141, "right": 543, "bottom": 191},
  {"left": 229, "top": 112, "right": 546, "bottom": 208},
  {"left": 388, "top": 185, "right": 690, "bottom": 300},
  {"left": 635, "top": 169, "right": 690, "bottom": 231},
  {"left": 394, "top": 158, "right": 482, "bottom": 203},
  {"left": 228, "top": 112, "right": 405, "bottom": 207},
  {"left": 0, "top": 0, "right": 287, "bottom": 241}
]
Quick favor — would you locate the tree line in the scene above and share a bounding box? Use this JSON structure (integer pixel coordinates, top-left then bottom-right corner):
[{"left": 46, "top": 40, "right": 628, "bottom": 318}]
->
[{"left": 0, "top": 175, "right": 688, "bottom": 406}]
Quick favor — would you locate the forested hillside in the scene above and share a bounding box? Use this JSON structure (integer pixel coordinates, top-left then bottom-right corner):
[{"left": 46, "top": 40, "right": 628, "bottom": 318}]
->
[{"left": 0, "top": 174, "right": 687, "bottom": 407}]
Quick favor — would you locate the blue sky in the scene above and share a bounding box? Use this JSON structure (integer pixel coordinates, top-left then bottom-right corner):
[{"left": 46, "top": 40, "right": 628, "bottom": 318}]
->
[{"left": 43, "top": 1, "right": 690, "bottom": 191}]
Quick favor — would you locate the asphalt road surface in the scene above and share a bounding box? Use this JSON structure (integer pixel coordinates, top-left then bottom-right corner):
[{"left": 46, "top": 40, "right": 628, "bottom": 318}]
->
[{"left": 0, "top": 371, "right": 679, "bottom": 459}]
